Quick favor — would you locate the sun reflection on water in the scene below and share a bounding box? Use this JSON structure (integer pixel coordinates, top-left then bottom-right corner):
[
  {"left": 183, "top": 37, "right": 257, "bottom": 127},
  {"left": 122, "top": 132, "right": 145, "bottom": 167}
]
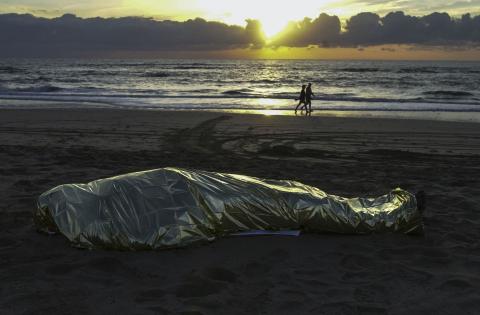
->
[
  {"left": 261, "top": 109, "right": 279, "bottom": 116},
  {"left": 252, "top": 98, "right": 290, "bottom": 116}
]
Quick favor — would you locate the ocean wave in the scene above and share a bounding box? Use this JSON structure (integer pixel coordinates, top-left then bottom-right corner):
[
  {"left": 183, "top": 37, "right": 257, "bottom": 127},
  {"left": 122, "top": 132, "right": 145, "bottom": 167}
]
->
[
  {"left": 0, "top": 66, "right": 24, "bottom": 74},
  {"left": 0, "top": 85, "right": 61, "bottom": 94},
  {"left": 80, "top": 70, "right": 101, "bottom": 76},
  {"left": 397, "top": 67, "right": 439, "bottom": 74},
  {"left": 3, "top": 95, "right": 480, "bottom": 114},
  {"left": 80, "top": 70, "right": 129, "bottom": 76},
  {"left": 209, "top": 79, "right": 285, "bottom": 85},
  {"left": 2, "top": 88, "right": 479, "bottom": 107},
  {"left": 171, "top": 63, "right": 234, "bottom": 70},
  {"left": 423, "top": 91, "right": 474, "bottom": 98},
  {"left": 1, "top": 83, "right": 478, "bottom": 106},
  {"left": 339, "top": 68, "right": 381, "bottom": 73},
  {"left": 16, "top": 85, "right": 63, "bottom": 93},
  {"left": 115, "top": 62, "right": 160, "bottom": 67},
  {"left": 77, "top": 62, "right": 160, "bottom": 68},
  {"left": 143, "top": 72, "right": 171, "bottom": 78},
  {"left": 255, "top": 79, "right": 278, "bottom": 84},
  {"left": 35, "top": 76, "right": 51, "bottom": 82},
  {"left": 6, "top": 76, "right": 52, "bottom": 84},
  {"left": 58, "top": 78, "right": 85, "bottom": 83},
  {"left": 338, "top": 66, "right": 476, "bottom": 75},
  {"left": 222, "top": 88, "right": 255, "bottom": 96},
  {"left": 187, "top": 89, "right": 218, "bottom": 93},
  {"left": 172, "top": 63, "right": 210, "bottom": 70}
]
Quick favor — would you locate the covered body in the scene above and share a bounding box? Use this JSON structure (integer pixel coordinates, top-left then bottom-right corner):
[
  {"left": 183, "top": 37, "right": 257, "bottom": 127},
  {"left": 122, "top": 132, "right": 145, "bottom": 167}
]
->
[{"left": 35, "top": 168, "right": 422, "bottom": 250}]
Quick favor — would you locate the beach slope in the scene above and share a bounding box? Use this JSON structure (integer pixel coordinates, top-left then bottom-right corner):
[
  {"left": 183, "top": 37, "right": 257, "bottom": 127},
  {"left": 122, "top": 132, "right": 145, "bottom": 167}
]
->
[{"left": 1, "top": 108, "right": 479, "bottom": 314}]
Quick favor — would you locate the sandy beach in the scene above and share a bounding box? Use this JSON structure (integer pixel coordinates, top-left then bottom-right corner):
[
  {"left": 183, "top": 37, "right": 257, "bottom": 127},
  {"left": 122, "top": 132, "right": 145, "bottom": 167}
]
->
[{"left": 1, "top": 108, "right": 480, "bottom": 314}]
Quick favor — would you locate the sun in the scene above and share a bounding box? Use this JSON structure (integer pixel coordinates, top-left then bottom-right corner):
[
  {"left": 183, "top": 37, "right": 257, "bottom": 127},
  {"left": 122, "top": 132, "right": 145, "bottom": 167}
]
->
[
  {"left": 131, "top": 0, "right": 337, "bottom": 39},
  {"left": 237, "top": 6, "right": 301, "bottom": 38},
  {"left": 124, "top": 0, "right": 341, "bottom": 39},
  {"left": 197, "top": 0, "right": 329, "bottom": 38},
  {"left": 259, "top": 18, "right": 289, "bottom": 39}
]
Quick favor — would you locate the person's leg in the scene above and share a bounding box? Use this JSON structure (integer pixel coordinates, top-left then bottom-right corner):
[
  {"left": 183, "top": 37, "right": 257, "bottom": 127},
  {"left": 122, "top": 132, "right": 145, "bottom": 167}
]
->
[
  {"left": 295, "top": 100, "right": 303, "bottom": 112},
  {"left": 300, "top": 101, "right": 307, "bottom": 112}
]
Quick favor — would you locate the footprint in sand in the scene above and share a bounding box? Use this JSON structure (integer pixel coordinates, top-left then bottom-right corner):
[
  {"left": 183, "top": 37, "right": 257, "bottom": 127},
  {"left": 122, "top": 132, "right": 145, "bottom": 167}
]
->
[
  {"left": 175, "top": 276, "right": 227, "bottom": 298},
  {"left": 145, "top": 306, "right": 170, "bottom": 315},
  {"left": 356, "top": 305, "right": 388, "bottom": 315},
  {"left": 11, "top": 180, "right": 36, "bottom": 193},
  {"left": 437, "top": 278, "right": 473, "bottom": 291},
  {"left": 277, "top": 299, "right": 303, "bottom": 311},
  {"left": 311, "top": 302, "right": 356, "bottom": 315},
  {"left": 420, "top": 247, "right": 450, "bottom": 259},
  {"left": 341, "top": 270, "right": 369, "bottom": 282},
  {"left": 0, "top": 238, "right": 18, "bottom": 250},
  {"left": 446, "top": 231, "right": 476, "bottom": 244},
  {"left": 353, "top": 284, "right": 388, "bottom": 304},
  {"left": 267, "top": 248, "right": 291, "bottom": 262},
  {"left": 203, "top": 267, "right": 238, "bottom": 283},
  {"left": 45, "top": 263, "right": 78, "bottom": 276},
  {"left": 313, "top": 302, "right": 387, "bottom": 315},
  {"left": 339, "top": 253, "right": 374, "bottom": 270},
  {"left": 244, "top": 261, "right": 271, "bottom": 277},
  {"left": 134, "top": 288, "right": 166, "bottom": 303},
  {"left": 85, "top": 256, "right": 132, "bottom": 273},
  {"left": 173, "top": 267, "right": 238, "bottom": 299}
]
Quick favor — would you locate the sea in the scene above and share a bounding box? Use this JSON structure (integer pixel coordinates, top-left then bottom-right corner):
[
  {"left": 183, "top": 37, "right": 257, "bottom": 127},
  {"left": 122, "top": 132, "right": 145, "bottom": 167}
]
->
[{"left": 1, "top": 59, "right": 480, "bottom": 121}]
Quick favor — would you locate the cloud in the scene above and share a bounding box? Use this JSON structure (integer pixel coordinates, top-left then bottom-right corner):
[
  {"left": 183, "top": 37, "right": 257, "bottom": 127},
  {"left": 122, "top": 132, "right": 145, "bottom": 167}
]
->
[
  {"left": 270, "top": 13, "right": 341, "bottom": 47},
  {"left": 244, "top": 19, "right": 266, "bottom": 48},
  {"left": 272, "top": 11, "right": 480, "bottom": 47},
  {"left": 331, "top": 0, "right": 480, "bottom": 16},
  {"left": 0, "top": 13, "right": 264, "bottom": 57},
  {"left": 0, "top": 11, "right": 479, "bottom": 57}
]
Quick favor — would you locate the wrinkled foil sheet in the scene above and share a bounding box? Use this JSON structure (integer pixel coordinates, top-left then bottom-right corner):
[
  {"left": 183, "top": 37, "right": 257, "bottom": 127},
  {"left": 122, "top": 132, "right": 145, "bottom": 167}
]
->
[{"left": 35, "top": 168, "right": 423, "bottom": 250}]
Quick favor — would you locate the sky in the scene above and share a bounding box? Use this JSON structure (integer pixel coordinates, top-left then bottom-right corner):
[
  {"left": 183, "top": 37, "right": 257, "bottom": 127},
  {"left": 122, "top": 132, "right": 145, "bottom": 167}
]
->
[
  {"left": 2, "top": 0, "right": 480, "bottom": 35},
  {"left": 1, "top": 0, "right": 480, "bottom": 59}
]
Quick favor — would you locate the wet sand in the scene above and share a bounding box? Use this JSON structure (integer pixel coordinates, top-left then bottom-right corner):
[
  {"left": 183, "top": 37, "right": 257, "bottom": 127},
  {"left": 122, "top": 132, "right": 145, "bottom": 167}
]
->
[{"left": 1, "top": 108, "right": 480, "bottom": 314}]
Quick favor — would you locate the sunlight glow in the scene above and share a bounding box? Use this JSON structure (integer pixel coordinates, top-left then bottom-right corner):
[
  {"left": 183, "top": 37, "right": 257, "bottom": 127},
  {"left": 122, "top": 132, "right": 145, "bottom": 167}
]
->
[
  {"left": 256, "top": 98, "right": 284, "bottom": 108},
  {"left": 194, "top": 0, "right": 334, "bottom": 38},
  {"left": 83, "top": 0, "right": 406, "bottom": 38},
  {"left": 3, "top": 0, "right": 480, "bottom": 32},
  {"left": 260, "top": 109, "right": 279, "bottom": 116}
]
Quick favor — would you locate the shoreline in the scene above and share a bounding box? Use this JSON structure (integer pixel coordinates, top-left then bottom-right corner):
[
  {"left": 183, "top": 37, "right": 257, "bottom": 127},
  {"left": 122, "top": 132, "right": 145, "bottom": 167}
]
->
[{"left": 1, "top": 99, "right": 480, "bottom": 124}]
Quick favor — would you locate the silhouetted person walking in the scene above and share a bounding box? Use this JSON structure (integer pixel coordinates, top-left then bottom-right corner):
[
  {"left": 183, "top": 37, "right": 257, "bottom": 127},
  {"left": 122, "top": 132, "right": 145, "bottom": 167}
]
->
[
  {"left": 295, "top": 85, "right": 307, "bottom": 114},
  {"left": 306, "top": 83, "right": 314, "bottom": 114}
]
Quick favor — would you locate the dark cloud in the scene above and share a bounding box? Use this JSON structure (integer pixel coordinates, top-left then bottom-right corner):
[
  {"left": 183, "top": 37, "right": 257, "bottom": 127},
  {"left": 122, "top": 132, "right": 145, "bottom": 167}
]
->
[
  {"left": 244, "top": 19, "right": 266, "bottom": 48},
  {"left": 273, "top": 11, "right": 480, "bottom": 47},
  {"left": 270, "top": 13, "right": 341, "bottom": 47},
  {"left": 0, "top": 13, "right": 264, "bottom": 57},
  {"left": 344, "top": 12, "right": 383, "bottom": 45},
  {"left": 380, "top": 11, "right": 428, "bottom": 44},
  {"left": 0, "top": 11, "right": 479, "bottom": 57}
]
